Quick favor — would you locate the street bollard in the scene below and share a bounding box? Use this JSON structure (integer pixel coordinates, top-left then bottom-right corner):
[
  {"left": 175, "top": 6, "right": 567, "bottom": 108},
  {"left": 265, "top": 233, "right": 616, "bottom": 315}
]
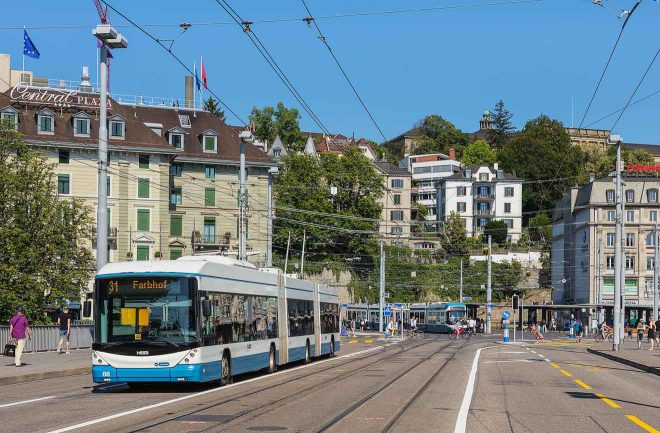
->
[{"left": 502, "top": 318, "right": 510, "bottom": 343}]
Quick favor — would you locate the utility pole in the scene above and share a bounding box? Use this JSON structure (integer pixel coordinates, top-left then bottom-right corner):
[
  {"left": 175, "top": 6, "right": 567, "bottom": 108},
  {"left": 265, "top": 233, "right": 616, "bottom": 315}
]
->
[
  {"left": 654, "top": 224, "right": 659, "bottom": 321},
  {"left": 612, "top": 134, "right": 623, "bottom": 351},
  {"left": 379, "top": 239, "right": 385, "bottom": 333},
  {"left": 238, "top": 141, "right": 247, "bottom": 261},
  {"left": 459, "top": 258, "right": 464, "bottom": 303},
  {"left": 284, "top": 231, "right": 291, "bottom": 274},
  {"left": 299, "top": 229, "right": 306, "bottom": 277},
  {"left": 486, "top": 235, "right": 492, "bottom": 334},
  {"left": 597, "top": 236, "right": 604, "bottom": 324},
  {"left": 266, "top": 167, "right": 277, "bottom": 267},
  {"left": 620, "top": 175, "right": 626, "bottom": 344}
]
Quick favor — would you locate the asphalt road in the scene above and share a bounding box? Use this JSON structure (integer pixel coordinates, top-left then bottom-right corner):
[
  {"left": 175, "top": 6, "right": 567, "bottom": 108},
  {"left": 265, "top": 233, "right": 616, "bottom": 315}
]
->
[{"left": 0, "top": 335, "right": 658, "bottom": 433}]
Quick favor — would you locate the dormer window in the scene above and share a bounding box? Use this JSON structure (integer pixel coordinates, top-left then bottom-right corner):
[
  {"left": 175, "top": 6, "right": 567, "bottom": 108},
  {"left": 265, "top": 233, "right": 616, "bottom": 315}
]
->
[
  {"left": 465, "top": 169, "right": 472, "bottom": 178},
  {"left": 144, "top": 122, "right": 163, "bottom": 136},
  {"left": 479, "top": 173, "right": 488, "bottom": 181},
  {"left": 167, "top": 127, "right": 185, "bottom": 150},
  {"left": 37, "top": 108, "right": 55, "bottom": 135},
  {"left": 72, "top": 112, "right": 91, "bottom": 137},
  {"left": 0, "top": 106, "right": 19, "bottom": 131},
  {"left": 201, "top": 129, "right": 218, "bottom": 153},
  {"left": 108, "top": 115, "right": 125, "bottom": 140},
  {"left": 178, "top": 114, "right": 191, "bottom": 128}
]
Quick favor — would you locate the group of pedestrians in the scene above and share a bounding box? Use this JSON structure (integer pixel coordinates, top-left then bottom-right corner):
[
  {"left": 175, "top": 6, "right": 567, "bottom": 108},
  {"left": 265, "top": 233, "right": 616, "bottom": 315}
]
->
[{"left": 635, "top": 317, "right": 658, "bottom": 350}]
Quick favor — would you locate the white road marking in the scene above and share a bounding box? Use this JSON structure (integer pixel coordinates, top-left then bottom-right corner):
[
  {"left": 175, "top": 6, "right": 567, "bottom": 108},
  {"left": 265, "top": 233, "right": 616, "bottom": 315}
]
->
[
  {"left": 482, "top": 359, "right": 535, "bottom": 364},
  {"left": 0, "top": 396, "right": 55, "bottom": 409},
  {"left": 537, "top": 354, "right": 545, "bottom": 358},
  {"left": 530, "top": 350, "right": 537, "bottom": 354},
  {"left": 501, "top": 351, "right": 526, "bottom": 354},
  {"left": 454, "top": 346, "right": 491, "bottom": 433},
  {"left": 47, "top": 343, "right": 397, "bottom": 433}
]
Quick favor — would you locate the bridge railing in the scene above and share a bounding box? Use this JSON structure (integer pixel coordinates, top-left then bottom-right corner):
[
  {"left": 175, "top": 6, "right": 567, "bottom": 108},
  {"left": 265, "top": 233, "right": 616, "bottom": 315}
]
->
[{"left": 0, "top": 325, "right": 94, "bottom": 352}]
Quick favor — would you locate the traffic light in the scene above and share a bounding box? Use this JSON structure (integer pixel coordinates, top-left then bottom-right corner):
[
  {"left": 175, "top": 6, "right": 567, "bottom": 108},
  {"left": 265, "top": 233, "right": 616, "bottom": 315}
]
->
[{"left": 512, "top": 294, "right": 519, "bottom": 310}]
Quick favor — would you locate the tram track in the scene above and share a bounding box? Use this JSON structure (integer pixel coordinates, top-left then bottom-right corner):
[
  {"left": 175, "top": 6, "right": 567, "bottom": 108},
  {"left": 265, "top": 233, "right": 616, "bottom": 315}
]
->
[
  {"left": 129, "top": 336, "right": 438, "bottom": 433},
  {"left": 314, "top": 339, "right": 467, "bottom": 433}
]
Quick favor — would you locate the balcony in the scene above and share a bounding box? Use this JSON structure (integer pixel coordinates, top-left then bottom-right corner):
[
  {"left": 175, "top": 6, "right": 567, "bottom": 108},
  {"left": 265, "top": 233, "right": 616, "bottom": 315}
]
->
[
  {"left": 474, "top": 193, "right": 495, "bottom": 201},
  {"left": 191, "top": 230, "right": 230, "bottom": 251},
  {"left": 474, "top": 209, "right": 495, "bottom": 217},
  {"left": 93, "top": 226, "right": 118, "bottom": 239}
]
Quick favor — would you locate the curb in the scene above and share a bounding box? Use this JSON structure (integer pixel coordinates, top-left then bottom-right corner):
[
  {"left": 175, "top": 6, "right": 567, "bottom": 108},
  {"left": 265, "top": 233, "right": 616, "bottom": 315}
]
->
[
  {"left": 0, "top": 367, "right": 90, "bottom": 386},
  {"left": 586, "top": 347, "right": 660, "bottom": 377}
]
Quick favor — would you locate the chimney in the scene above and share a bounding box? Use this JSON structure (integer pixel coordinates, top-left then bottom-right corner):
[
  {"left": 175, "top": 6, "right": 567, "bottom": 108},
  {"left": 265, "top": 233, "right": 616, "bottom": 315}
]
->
[
  {"left": 493, "top": 162, "right": 499, "bottom": 171},
  {"left": 184, "top": 76, "right": 194, "bottom": 108},
  {"left": 589, "top": 173, "right": 595, "bottom": 183},
  {"left": 78, "top": 66, "right": 93, "bottom": 93},
  {"left": 449, "top": 148, "right": 456, "bottom": 160}
]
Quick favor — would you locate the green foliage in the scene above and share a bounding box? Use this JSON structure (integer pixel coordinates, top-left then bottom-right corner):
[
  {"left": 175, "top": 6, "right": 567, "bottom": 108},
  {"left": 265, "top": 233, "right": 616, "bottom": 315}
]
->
[
  {"left": 439, "top": 212, "right": 469, "bottom": 258},
  {"left": 582, "top": 144, "right": 654, "bottom": 181},
  {"left": 498, "top": 115, "right": 584, "bottom": 218},
  {"left": 0, "top": 121, "right": 95, "bottom": 324},
  {"left": 483, "top": 220, "right": 508, "bottom": 245},
  {"left": 374, "top": 143, "right": 398, "bottom": 164},
  {"left": 249, "top": 103, "right": 305, "bottom": 152},
  {"left": 411, "top": 115, "right": 469, "bottom": 157},
  {"left": 488, "top": 100, "right": 515, "bottom": 148},
  {"left": 202, "top": 97, "right": 225, "bottom": 122},
  {"left": 461, "top": 140, "right": 497, "bottom": 166}
]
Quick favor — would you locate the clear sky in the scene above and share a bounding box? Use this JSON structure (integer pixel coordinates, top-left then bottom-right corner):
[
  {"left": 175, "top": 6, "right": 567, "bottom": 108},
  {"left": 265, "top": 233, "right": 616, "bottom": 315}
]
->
[{"left": 1, "top": 0, "right": 659, "bottom": 144}]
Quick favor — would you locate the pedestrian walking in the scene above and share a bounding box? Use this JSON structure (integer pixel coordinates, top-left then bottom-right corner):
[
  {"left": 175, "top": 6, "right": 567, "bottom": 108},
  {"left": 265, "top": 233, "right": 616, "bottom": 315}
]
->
[
  {"left": 387, "top": 318, "right": 394, "bottom": 338},
  {"left": 531, "top": 323, "right": 544, "bottom": 343},
  {"left": 636, "top": 319, "right": 645, "bottom": 350},
  {"left": 647, "top": 317, "right": 656, "bottom": 351},
  {"left": 360, "top": 318, "right": 365, "bottom": 332},
  {"left": 655, "top": 317, "right": 660, "bottom": 345},
  {"left": 551, "top": 317, "right": 557, "bottom": 332},
  {"left": 9, "top": 307, "right": 31, "bottom": 367},
  {"left": 57, "top": 306, "right": 72, "bottom": 354},
  {"left": 574, "top": 320, "right": 583, "bottom": 343}
]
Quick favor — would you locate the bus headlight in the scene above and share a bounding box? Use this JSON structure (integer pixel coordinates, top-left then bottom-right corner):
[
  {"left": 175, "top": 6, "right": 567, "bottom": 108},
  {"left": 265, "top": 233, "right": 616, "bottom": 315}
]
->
[
  {"left": 184, "top": 358, "right": 190, "bottom": 363},
  {"left": 189, "top": 352, "right": 195, "bottom": 358}
]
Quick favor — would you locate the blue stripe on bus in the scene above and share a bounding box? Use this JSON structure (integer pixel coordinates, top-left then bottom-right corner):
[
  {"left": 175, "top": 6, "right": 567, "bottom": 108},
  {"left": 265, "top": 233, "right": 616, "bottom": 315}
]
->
[{"left": 288, "top": 345, "right": 314, "bottom": 362}]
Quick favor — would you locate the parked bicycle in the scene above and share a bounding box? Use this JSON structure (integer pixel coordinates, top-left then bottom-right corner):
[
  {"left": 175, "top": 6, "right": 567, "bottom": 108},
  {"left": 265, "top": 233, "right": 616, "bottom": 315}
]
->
[{"left": 449, "top": 325, "right": 472, "bottom": 340}]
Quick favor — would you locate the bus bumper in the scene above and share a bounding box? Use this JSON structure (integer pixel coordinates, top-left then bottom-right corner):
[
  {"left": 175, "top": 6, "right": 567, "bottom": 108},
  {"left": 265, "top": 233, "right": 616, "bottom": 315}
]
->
[{"left": 93, "top": 362, "right": 218, "bottom": 383}]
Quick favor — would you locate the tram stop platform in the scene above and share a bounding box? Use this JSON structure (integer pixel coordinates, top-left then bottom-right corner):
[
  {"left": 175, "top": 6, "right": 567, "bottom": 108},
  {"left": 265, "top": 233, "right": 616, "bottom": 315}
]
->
[
  {"left": 0, "top": 349, "right": 91, "bottom": 385},
  {"left": 588, "top": 340, "right": 660, "bottom": 376}
]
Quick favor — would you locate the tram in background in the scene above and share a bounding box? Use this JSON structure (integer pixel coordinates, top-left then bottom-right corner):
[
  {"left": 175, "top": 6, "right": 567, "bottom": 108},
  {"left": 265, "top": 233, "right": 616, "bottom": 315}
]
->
[
  {"left": 90, "top": 256, "right": 340, "bottom": 385},
  {"left": 344, "top": 302, "right": 467, "bottom": 333}
]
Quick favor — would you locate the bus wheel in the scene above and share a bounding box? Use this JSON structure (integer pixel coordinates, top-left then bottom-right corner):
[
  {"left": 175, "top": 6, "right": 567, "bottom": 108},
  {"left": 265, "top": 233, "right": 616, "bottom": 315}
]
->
[
  {"left": 221, "top": 351, "right": 232, "bottom": 386},
  {"left": 268, "top": 345, "right": 277, "bottom": 374},
  {"left": 330, "top": 337, "right": 335, "bottom": 357},
  {"left": 304, "top": 340, "right": 311, "bottom": 364}
]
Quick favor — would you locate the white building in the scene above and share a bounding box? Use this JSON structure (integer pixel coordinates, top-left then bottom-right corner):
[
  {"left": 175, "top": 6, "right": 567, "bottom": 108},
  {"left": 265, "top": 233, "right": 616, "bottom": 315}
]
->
[{"left": 437, "top": 164, "right": 523, "bottom": 242}]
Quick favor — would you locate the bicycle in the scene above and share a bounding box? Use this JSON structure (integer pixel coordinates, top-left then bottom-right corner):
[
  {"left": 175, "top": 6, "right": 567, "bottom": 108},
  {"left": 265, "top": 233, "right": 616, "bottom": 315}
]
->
[
  {"left": 449, "top": 325, "right": 472, "bottom": 341},
  {"left": 404, "top": 329, "right": 425, "bottom": 339},
  {"left": 595, "top": 329, "right": 614, "bottom": 343}
]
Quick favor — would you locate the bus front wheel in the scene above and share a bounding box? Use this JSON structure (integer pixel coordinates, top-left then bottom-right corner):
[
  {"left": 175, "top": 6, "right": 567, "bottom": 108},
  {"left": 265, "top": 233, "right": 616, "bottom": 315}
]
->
[
  {"left": 304, "top": 341, "right": 311, "bottom": 364},
  {"left": 268, "top": 345, "right": 277, "bottom": 374},
  {"left": 221, "top": 352, "right": 232, "bottom": 386}
]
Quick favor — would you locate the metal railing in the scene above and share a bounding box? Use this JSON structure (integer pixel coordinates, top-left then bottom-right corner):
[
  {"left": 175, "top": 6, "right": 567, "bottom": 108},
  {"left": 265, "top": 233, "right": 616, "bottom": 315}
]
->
[{"left": 0, "top": 325, "right": 93, "bottom": 353}]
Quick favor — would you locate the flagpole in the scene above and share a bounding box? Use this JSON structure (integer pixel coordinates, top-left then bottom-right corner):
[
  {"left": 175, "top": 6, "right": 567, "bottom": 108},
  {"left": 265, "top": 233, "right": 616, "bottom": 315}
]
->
[
  {"left": 193, "top": 61, "right": 196, "bottom": 110},
  {"left": 22, "top": 26, "right": 25, "bottom": 81}
]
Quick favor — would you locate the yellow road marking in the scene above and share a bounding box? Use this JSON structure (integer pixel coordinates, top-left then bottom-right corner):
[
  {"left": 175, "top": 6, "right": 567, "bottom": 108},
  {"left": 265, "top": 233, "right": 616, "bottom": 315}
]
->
[
  {"left": 626, "top": 415, "right": 660, "bottom": 433},
  {"left": 574, "top": 379, "right": 592, "bottom": 390},
  {"left": 364, "top": 339, "right": 373, "bottom": 344},
  {"left": 349, "top": 340, "right": 358, "bottom": 344},
  {"left": 595, "top": 393, "right": 621, "bottom": 409},
  {"left": 559, "top": 369, "right": 573, "bottom": 377},
  {"left": 550, "top": 362, "right": 560, "bottom": 369}
]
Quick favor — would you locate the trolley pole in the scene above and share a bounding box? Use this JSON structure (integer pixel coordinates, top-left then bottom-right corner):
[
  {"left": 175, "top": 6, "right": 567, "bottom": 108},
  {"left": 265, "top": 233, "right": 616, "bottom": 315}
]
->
[
  {"left": 96, "top": 44, "right": 109, "bottom": 272},
  {"left": 379, "top": 239, "right": 385, "bottom": 333},
  {"left": 612, "top": 134, "right": 623, "bottom": 351},
  {"left": 486, "top": 235, "right": 492, "bottom": 334},
  {"left": 654, "top": 224, "right": 659, "bottom": 321},
  {"left": 459, "top": 258, "right": 463, "bottom": 303}
]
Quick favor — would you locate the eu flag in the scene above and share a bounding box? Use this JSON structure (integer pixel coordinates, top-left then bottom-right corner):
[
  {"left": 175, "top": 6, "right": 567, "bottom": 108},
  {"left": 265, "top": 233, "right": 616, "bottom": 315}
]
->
[{"left": 23, "top": 30, "right": 40, "bottom": 59}]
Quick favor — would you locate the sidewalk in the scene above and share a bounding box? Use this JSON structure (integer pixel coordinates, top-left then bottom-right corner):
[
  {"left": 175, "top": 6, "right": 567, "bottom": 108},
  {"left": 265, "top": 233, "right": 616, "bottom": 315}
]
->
[
  {"left": 0, "top": 349, "right": 91, "bottom": 385},
  {"left": 587, "top": 340, "right": 660, "bottom": 377}
]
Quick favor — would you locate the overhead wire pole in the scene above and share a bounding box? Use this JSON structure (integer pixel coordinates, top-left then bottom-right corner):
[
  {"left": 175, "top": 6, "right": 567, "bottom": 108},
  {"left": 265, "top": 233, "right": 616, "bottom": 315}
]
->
[
  {"left": 459, "top": 258, "right": 464, "bottom": 303},
  {"left": 612, "top": 134, "right": 623, "bottom": 351},
  {"left": 486, "top": 235, "right": 492, "bottom": 334},
  {"left": 655, "top": 223, "right": 659, "bottom": 321},
  {"left": 379, "top": 239, "right": 385, "bottom": 333}
]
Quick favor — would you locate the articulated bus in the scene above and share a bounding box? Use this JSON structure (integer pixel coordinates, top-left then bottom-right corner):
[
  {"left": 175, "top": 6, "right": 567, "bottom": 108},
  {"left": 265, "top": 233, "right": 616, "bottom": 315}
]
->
[
  {"left": 91, "top": 256, "right": 340, "bottom": 385},
  {"left": 344, "top": 302, "right": 466, "bottom": 333}
]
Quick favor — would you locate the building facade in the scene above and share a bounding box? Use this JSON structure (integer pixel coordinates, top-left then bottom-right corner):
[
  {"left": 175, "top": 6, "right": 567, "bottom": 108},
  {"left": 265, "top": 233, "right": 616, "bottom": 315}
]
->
[
  {"left": 437, "top": 164, "right": 523, "bottom": 242},
  {"left": 552, "top": 172, "right": 660, "bottom": 325},
  {"left": 373, "top": 162, "right": 412, "bottom": 246}
]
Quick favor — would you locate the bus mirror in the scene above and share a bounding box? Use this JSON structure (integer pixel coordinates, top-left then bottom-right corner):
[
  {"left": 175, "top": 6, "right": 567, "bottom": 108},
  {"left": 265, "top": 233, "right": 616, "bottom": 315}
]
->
[
  {"left": 83, "top": 300, "right": 92, "bottom": 317},
  {"left": 201, "top": 299, "right": 212, "bottom": 317}
]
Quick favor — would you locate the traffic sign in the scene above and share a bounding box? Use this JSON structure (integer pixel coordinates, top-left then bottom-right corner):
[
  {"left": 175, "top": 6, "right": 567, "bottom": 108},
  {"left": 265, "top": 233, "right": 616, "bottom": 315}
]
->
[
  {"left": 340, "top": 303, "right": 348, "bottom": 308},
  {"left": 384, "top": 306, "right": 392, "bottom": 317},
  {"left": 502, "top": 310, "right": 510, "bottom": 320},
  {"left": 393, "top": 303, "right": 402, "bottom": 309},
  {"left": 462, "top": 297, "right": 473, "bottom": 301}
]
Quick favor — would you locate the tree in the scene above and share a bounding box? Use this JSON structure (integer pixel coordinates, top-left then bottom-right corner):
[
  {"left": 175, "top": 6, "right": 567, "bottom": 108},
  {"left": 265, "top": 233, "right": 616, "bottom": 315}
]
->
[
  {"left": 527, "top": 213, "right": 552, "bottom": 287},
  {"left": 202, "top": 97, "right": 226, "bottom": 122},
  {"left": 439, "top": 212, "right": 469, "bottom": 257},
  {"left": 488, "top": 100, "right": 515, "bottom": 148},
  {"left": 461, "top": 140, "right": 497, "bottom": 166},
  {"left": 249, "top": 103, "right": 305, "bottom": 152},
  {"left": 411, "top": 115, "right": 469, "bottom": 157},
  {"left": 586, "top": 145, "right": 654, "bottom": 180},
  {"left": 498, "top": 115, "right": 584, "bottom": 218},
  {"left": 0, "top": 121, "right": 95, "bottom": 324},
  {"left": 483, "top": 220, "right": 508, "bottom": 245}
]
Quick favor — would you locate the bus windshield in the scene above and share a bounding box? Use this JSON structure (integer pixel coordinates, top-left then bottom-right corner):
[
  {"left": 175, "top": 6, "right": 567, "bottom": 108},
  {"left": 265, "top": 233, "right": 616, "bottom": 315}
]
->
[
  {"left": 95, "top": 277, "right": 198, "bottom": 353},
  {"left": 447, "top": 309, "right": 465, "bottom": 325}
]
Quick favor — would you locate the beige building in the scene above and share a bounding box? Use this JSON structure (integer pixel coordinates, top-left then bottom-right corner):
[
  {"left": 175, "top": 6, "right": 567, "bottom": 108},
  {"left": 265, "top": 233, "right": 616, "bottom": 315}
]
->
[{"left": 373, "top": 162, "right": 412, "bottom": 246}]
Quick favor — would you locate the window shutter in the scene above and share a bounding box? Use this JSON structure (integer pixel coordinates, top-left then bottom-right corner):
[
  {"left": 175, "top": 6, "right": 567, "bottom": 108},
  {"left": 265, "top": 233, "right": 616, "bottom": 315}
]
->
[
  {"left": 205, "top": 188, "right": 216, "bottom": 206},
  {"left": 138, "top": 178, "right": 150, "bottom": 198},
  {"left": 137, "top": 209, "right": 150, "bottom": 231},
  {"left": 170, "top": 215, "right": 182, "bottom": 236}
]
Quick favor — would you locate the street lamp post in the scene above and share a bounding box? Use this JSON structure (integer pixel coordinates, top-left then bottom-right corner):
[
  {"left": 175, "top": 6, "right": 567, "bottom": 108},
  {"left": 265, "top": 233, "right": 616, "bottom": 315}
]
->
[
  {"left": 609, "top": 134, "right": 623, "bottom": 351},
  {"left": 93, "top": 25, "right": 127, "bottom": 272}
]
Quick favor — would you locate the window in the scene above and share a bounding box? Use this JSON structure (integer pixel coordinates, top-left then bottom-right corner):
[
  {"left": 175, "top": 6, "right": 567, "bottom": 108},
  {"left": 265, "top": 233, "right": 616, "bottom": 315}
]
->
[
  {"left": 203, "top": 135, "right": 217, "bottom": 152},
  {"left": 205, "top": 188, "right": 216, "bottom": 206},
  {"left": 205, "top": 165, "right": 216, "bottom": 179},
  {"left": 203, "top": 217, "right": 216, "bottom": 242},
  {"left": 504, "top": 203, "right": 511, "bottom": 213},
  {"left": 626, "top": 233, "right": 634, "bottom": 247},
  {"left": 106, "top": 176, "right": 111, "bottom": 197},
  {"left": 170, "top": 133, "right": 183, "bottom": 150},
  {"left": 137, "top": 209, "right": 150, "bottom": 231},
  {"left": 109, "top": 117, "right": 125, "bottom": 139},
  {"left": 73, "top": 116, "right": 90, "bottom": 136},
  {"left": 606, "top": 256, "right": 615, "bottom": 270},
  {"left": 652, "top": 211, "right": 658, "bottom": 222},
  {"left": 504, "top": 187, "right": 514, "bottom": 197},
  {"left": 391, "top": 179, "right": 404, "bottom": 189},
  {"left": 606, "top": 232, "right": 615, "bottom": 247},
  {"left": 391, "top": 226, "right": 403, "bottom": 235},
  {"left": 646, "top": 280, "right": 655, "bottom": 296},
  {"left": 136, "top": 245, "right": 150, "bottom": 261},
  {"left": 457, "top": 202, "right": 466, "bottom": 212},
  {"left": 138, "top": 154, "right": 149, "bottom": 169},
  {"left": 170, "top": 248, "right": 183, "bottom": 260},
  {"left": 606, "top": 189, "right": 615, "bottom": 203},
  {"left": 178, "top": 114, "right": 191, "bottom": 128},
  {"left": 0, "top": 108, "right": 19, "bottom": 130},
  {"left": 413, "top": 166, "right": 432, "bottom": 174},
  {"left": 457, "top": 186, "right": 466, "bottom": 196},
  {"left": 479, "top": 186, "right": 489, "bottom": 197},
  {"left": 391, "top": 210, "right": 403, "bottom": 221},
  {"left": 57, "top": 174, "right": 70, "bottom": 195},
  {"left": 625, "top": 256, "right": 635, "bottom": 271},
  {"left": 58, "top": 150, "right": 70, "bottom": 164},
  {"left": 607, "top": 210, "right": 615, "bottom": 221},
  {"left": 170, "top": 187, "right": 182, "bottom": 205},
  {"left": 38, "top": 112, "right": 54, "bottom": 134},
  {"left": 273, "top": 149, "right": 282, "bottom": 158},
  {"left": 504, "top": 219, "right": 513, "bottom": 229},
  {"left": 287, "top": 299, "right": 315, "bottom": 337},
  {"left": 170, "top": 163, "right": 183, "bottom": 177},
  {"left": 647, "top": 232, "right": 657, "bottom": 247},
  {"left": 648, "top": 189, "right": 658, "bottom": 203},
  {"left": 627, "top": 210, "right": 634, "bottom": 223},
  {"left": 626, "top": 189, "right": 634, "bottom": 203},
  {"left": 137, "top": 178, "right": 150, "bottom": 198},
  {"left": 647, "top": 257, "right": 655, "bottom": 271},
  {"left": 479, "top": 173, "right": 488, "bottom": 181},
  {"left": 170, "top": 215, "right": 183, "bottom": 236},
  {"left": 393, "top": 194, "right": 401, "bottom": 205}
]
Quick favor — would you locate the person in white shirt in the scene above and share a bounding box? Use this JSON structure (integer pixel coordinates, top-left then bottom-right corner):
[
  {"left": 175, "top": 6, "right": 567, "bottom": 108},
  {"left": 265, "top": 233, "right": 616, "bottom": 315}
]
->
[{"left": 411, "top": 317, "right": 418, "bottom": 335}]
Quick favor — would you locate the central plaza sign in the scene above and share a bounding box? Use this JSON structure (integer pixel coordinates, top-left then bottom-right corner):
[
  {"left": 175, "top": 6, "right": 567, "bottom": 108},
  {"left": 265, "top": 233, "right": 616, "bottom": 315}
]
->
[{"left": 9, "top": 83, "right": 111, "bottom": 109}]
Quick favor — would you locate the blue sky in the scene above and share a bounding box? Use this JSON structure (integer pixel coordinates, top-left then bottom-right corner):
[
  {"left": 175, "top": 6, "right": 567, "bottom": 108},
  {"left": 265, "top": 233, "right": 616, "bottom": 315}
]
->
[{"left": 2, "top": 0, "right": 659, "bottom": 144}]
